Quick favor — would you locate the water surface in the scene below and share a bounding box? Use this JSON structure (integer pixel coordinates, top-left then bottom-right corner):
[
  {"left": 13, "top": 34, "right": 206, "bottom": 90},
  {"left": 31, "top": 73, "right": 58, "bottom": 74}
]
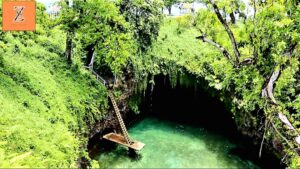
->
[{"left": 96, "top": 117, "right": 261, "bottom": 168}]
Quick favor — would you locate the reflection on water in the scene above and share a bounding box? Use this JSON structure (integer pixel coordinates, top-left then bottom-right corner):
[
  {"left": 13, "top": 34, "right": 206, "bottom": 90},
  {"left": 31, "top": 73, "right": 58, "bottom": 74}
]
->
[{"left": 96, "top": 117, "right": 260, "bottom": 168}]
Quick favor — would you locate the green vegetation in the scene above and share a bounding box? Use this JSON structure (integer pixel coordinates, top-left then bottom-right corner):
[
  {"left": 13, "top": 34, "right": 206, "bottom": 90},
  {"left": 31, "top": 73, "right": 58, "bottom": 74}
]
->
[
  {"left": 58, "top": 0, "right": 163, "bottom": 75},
  {"left": 0, "top": 30, "right": 108, "bottom": 167},
  {"left": 0, "top": 0, "right": 162, "bottom": 167},
  {"left": 119, "top": 0, "right": 163, "bottom": 52},
  {"left": 0, "top": 0, "right": 300, "bottom": 168},
  {"left": 0, "top": 4, "right": 108, "bottom": 167},
  {"left": 136, "top": 1, "right": 300, "bottom": 166}
]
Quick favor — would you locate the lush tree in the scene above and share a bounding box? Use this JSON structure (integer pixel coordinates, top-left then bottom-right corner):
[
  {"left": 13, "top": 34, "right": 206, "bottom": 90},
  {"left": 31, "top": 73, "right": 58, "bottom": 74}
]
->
[
  {"left": 77, "top": 0, "right": 134, "bottom": 76},
  {"left": 135, "top": 0, "right": 300, "bottom": 167},
  {"left": 118, "top": 0, "right": 164, "bottom": 52},
  {"left": 194, "top": 0, "right": 300, "bottom": 166},
  {"left": 58, "top": 0, "right": 164, "bottom": 77},
  {"left": 58, "top": 0, "right": 135, "bottom": 77},
  {"left": 164, "top": 0, "right": 179, "bottom": 15},
  {"left": 58, "top": 0, "right": 82, "bottom": 63}
]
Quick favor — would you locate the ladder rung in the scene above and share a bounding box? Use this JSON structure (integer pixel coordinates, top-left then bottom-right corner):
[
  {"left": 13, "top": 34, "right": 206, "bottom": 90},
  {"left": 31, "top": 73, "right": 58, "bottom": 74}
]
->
[{"left": 108, "top": 91, "right": 131, "bottom": 144}]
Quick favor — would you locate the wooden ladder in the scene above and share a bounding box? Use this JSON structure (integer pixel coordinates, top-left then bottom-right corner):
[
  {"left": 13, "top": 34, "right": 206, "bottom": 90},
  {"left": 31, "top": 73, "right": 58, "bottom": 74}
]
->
[
  {"left": 85, "top": 67, "right": 133, "bottom": 145},
  {"left": 107, "top": 91, "right": 132, "bottom": 145}
]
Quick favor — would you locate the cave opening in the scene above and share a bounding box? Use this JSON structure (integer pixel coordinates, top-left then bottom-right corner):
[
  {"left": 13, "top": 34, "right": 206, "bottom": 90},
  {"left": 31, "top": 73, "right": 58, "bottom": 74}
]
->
[
  {"left": 137, "top": 73, "right": 284, "bottom": 169},
  {"left": 142, "top": 74, "right": 236, "bottom": 134}
]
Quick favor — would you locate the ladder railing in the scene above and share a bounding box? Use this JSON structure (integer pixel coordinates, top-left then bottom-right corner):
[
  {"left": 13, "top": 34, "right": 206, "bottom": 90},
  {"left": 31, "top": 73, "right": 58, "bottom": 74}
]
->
[{"left": 85, "top": 66, "right": 107, "bottom": 86}]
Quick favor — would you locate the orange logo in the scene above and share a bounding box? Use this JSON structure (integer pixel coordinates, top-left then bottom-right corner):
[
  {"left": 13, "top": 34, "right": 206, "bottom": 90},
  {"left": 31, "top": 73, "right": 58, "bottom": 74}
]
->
[{"left": 2, "top": 0, "right": 36, "bottom": 31}]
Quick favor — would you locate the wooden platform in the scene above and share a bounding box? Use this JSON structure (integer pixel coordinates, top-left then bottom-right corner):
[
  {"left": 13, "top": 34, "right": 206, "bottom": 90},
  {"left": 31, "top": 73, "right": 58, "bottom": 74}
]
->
[{"left": 103, "top": 133, "right": 145, "bottom": 151}]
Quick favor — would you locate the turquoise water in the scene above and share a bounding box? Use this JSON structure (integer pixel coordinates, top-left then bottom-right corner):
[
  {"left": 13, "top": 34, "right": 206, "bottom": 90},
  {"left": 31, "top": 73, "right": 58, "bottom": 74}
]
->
[{"left": 96, "top": 117, "right": 260, "bottom": 168}]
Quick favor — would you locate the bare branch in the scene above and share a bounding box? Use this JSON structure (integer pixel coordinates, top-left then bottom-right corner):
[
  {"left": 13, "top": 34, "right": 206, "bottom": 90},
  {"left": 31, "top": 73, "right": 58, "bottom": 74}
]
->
[
  {"left": 270, "top": 121, "right": 297, "bottom": 151},
  {"left": 284, "top": 43, "right": 297, "bottom": 58},
  {"left": 276, "top": 112, "right": 300, "bottom": 146},
  {"left": 278, "top": 113, "right": 296, "bottom": 131},
  {"left": 262, "top": 70, "right": 280, "bottom": 104},
  {"left": 208, "top": 0, "right": 240, "bottom": 64},
  {"left": 296, "top": 136, "right": 300, "bottom": 145},
  {"left": 262, "top": 43, "right": 297, "bottom": 103},
  {"left": 240, "top": 58, "right": 254, "bottom": 65},
  {"left": 259, "top": 119, "right": 269, "bottom": 158},
  {"left": 196, "top": 35, "right": 235, "bottom": 66},
  {"left": 267, "top": 70, "right": 280, "bottom": 104}
]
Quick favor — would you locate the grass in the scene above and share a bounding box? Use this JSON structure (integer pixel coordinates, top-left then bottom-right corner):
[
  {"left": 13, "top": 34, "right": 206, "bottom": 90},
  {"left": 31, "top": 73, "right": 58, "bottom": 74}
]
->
[{"left": 0, "top": 28, "right": 108, "bottom": 167}]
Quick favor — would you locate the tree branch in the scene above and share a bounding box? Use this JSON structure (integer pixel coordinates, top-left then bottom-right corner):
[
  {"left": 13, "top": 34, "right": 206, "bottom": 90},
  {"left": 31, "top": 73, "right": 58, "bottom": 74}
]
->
[
  {"left": 277, "top": 112, "right": 300, "bottom": 146},
  {"left": 208, "top": 0, "right": 240, "bottom": 64},
  {"left": 296, "top": 136, "right": 300, "bottom": 145},
  {"left": 196, "top": 35, "right": 235, "bottom": 66},
  {"left": 262, "top": 70, "right": 280, "bottom": 104},
  {"left": 252, "top": 0, "right": 256, "bottom": 18},
  {"left": 278, "top": 113, "right": 297, "bottom": 131},
  {"left": 270, "top": 120, "right": 298, "bottom": 151},
  {"left": 262, "top": 43, "right": 297, "bottom": 104},
  {"left": 240, "top": 58, "right": 254, "bottom": 65},
  {"left": 261, "top": 43, "right": 300, "bottom": 147},
  {"left": 259, "top": 118, "right": 269, "bottom": 158}
]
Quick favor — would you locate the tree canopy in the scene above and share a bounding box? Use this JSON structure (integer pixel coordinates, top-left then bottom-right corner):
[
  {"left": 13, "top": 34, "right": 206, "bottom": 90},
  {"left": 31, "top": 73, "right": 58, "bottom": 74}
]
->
[
  {"left": 1, "top": 0, "right": 300, "bottom": 168},
  {"left": 138, "top": 0, "right": 300, "bottom": 167}
]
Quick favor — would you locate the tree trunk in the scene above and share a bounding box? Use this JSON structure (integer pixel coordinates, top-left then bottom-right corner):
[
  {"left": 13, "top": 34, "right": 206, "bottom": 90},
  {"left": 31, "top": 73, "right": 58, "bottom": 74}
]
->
[
  {"left": 65, "top": 32, "right": 73, "bottom": 63},
  {"left": 85, "top": 44, "right": 96, "bottom": 66},
  {"left": 208, "top": 0, "right": 240, "bottom": 64},
  {"left": 230, "top": 12, "right": 236, "bottom": 24},
  {"left": 168, "top": 6, "right": 172, "bottom": 15},
  {"left": 88, "top": 50, "right": 96, "bottom": 69}
]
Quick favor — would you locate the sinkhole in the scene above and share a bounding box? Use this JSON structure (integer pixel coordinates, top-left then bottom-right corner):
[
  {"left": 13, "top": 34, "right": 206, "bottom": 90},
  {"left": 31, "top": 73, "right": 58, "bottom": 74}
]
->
[{"left": 89, "top": 74, "right": 284, "bottom": 168}]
